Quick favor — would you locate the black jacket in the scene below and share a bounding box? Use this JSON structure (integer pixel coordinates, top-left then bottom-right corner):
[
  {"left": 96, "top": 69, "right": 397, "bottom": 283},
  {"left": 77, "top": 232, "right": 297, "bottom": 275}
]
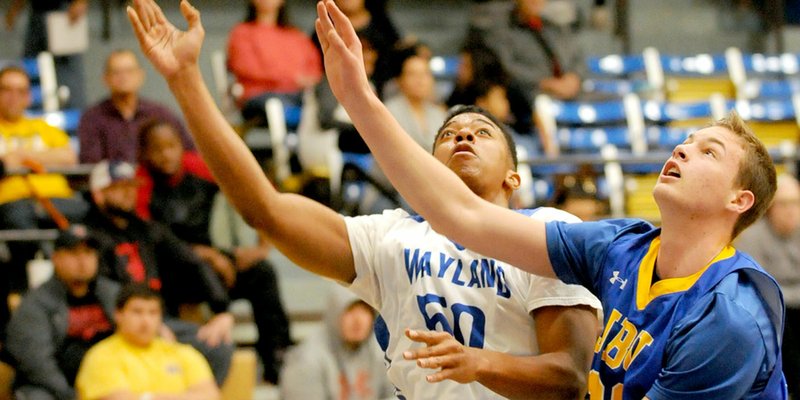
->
[
  {"left": 6, "top": 277, "right": 118, "bottom": 400},
  {"left": 85, "top": 206, "right": 230, "bottom": 315}
]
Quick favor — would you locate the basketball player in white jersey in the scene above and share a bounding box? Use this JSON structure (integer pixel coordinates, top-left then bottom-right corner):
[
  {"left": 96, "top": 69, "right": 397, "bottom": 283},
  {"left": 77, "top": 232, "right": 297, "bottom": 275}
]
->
[{"left": 126, "top": 1, "right": 601, "bottom": 398}]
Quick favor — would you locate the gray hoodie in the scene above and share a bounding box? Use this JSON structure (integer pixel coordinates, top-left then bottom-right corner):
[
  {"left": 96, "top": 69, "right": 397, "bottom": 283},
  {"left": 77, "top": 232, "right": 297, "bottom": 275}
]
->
[{"left": 280, "top": 285, "right": 394, "bottom": 400}]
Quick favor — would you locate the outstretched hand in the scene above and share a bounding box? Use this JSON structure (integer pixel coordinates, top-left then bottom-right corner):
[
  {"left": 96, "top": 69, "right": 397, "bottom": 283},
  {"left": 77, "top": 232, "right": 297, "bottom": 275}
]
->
[
  {"left": 126, "top": 0, "right": 205, "bottom": 80},
  {"left": 314, "top": 0, "right": 373, "bottom": 108},
  {"left": 402, "top": 329, "right": 487, "bottom": 384}
]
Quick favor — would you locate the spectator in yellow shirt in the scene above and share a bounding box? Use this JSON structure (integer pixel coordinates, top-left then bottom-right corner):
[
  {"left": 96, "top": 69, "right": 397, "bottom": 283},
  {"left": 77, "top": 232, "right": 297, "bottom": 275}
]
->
[
  {"left": 75, "top": 284, "right": 219, "bottom": 400},
  {"left": 0, "top": 65, "right": 88, "bottom": 337}
]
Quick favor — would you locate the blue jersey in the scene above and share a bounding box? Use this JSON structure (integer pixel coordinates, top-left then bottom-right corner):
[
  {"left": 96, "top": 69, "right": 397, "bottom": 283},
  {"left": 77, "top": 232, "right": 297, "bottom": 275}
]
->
[{"left": 546, "top": 219, "right": 787, "bottom": 400}]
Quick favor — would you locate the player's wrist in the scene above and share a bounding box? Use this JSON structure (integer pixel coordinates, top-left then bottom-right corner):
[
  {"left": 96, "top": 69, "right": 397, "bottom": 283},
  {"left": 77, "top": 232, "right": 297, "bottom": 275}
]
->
[{"left": 469, "top": 348, "right": 493, "bottom": 381}]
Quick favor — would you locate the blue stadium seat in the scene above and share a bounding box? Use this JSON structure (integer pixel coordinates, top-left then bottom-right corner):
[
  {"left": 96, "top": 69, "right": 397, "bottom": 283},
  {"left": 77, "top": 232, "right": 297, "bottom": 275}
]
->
[
  {"left": 284, "top": 104, "right": 302, "bottom": 130},
  {"left": 740, "top": 79, "right": 800, "bottom": 99},
  {"left": 737, "top": 97, "right": 796, "bottom": 121},
  {"left": 728, "top": 48, "right": 800, "bottom": 100},
  {"left": 582, "top": 78, "right": 650, "bottom": 96},
  {"left": 535, "top": 94, "right": 648, "bottom": 157},
  {"left": 556, "top": 126, "right": 631, "bottom": 152},
  {"left": 587, "top": 54, "right": 646, "bottom": 76},
  {"left": 429, "top": 55, "right": 460, "bottom": 80},
  {"left": 26, "top": 108, "right": 82, "bottom": 135},
  {"left": 548, "top": 98, "right": 628, "bottom": 125},
  {"left": 659, "top": 53, "right": 728, "bottom": 76},
  {"left": 640, "top": 99, "right": 715, "bottom": 123},
  {"left": 741, "top": 53, "right": 800, "bottom": 75},
  {"left": 645, "top": 126, "right": 694, "bottom": 149}
]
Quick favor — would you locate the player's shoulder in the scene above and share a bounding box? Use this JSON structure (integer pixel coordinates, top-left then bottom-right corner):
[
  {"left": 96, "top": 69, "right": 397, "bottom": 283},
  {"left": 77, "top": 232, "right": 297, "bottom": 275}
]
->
[
  {"left": 675, "top": 269, "right": 776, "bottom": 341},
  {"left": 711, "top": 268, "right": 779, "bottom": 317}
]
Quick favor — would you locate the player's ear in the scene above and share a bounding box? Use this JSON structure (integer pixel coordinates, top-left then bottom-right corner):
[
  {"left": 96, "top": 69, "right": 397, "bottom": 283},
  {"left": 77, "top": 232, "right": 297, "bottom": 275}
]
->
[
  {"left": 727, "top": 189, "right": 755, "bottom": 215},
  {"left": 504, "top": 169, "right": 521, "bottom": 191}
]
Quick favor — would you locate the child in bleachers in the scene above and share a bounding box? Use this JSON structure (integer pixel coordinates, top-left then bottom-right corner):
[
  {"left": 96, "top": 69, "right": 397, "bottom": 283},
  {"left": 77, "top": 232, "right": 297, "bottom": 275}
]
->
[
  {"left": 76, "top": 284, "right": 219, "bottom": 400},
  {"left": 135, "top": 119, "right": 292, "bottom": 384}
]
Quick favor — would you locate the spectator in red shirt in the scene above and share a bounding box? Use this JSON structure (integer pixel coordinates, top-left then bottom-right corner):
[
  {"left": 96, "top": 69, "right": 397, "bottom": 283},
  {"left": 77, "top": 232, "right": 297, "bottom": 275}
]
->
[{"left": 227, "top": 0, "right": 322, "bottom": 127}]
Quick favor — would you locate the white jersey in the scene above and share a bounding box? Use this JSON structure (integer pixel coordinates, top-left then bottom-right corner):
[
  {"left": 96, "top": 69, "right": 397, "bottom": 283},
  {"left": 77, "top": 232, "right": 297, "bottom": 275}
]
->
[{"left": 344, "top": 207, "right": 601, "bottom": 399}]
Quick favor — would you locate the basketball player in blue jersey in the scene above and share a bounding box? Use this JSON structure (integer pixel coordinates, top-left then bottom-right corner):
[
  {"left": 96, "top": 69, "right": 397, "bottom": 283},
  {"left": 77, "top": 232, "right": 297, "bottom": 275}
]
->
[
  {"left": 125, "top": 1, "right": 603, "bottom": 398},
  {"left": 308, "top": 1, "right": 788, "bottom": 398}
]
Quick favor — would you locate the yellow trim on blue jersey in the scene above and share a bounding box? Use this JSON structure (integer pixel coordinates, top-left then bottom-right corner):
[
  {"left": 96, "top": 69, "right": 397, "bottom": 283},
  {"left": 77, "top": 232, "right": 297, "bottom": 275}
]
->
[{"left": 635, "top": 237, "right": 736, "bottom": 310}]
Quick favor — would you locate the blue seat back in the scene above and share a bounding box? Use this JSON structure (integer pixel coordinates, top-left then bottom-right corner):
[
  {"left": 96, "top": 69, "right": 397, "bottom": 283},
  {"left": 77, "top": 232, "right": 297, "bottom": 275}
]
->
[{"left": 550, "top": 99, "right": 628, "bottom": 125}]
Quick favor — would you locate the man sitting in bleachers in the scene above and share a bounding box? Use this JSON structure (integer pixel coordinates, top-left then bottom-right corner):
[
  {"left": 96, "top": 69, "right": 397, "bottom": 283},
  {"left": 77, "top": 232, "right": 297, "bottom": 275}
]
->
[
  {"left": 5, "top": 225, "right": 231, "bottom": 399},
  {"left": 5, "top": 225, "right": 112, "bottom": 400},
  {"left": 0, "top": 65, "right": 88, "bottom": 335},
  {"left": 83, "top": 160, "right": 234, "bottom": 382},
  {"left": 77, "top": 50, "right": 194, "bottom": 164}
]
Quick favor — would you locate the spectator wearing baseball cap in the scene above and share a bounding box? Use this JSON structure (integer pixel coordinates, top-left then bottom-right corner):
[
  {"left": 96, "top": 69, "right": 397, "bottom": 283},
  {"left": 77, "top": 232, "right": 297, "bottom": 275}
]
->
[
  {"left": 83, "top": 160, "right": 234, "bottom": 384},
  {"left": 5, "top": 224, "right": 116, "bottom": 400},
  {"left": 88, "top": 160, "right": 140, "bottom": 193}
]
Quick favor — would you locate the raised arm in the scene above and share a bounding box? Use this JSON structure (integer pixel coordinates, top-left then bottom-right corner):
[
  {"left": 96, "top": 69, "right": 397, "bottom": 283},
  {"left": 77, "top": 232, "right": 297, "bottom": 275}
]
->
[
  {"left": 126, "top": 0, "right": 355, "bottom": 282},
  {"left": 403, "top": 305, "right": 598, "bottom": 399},
  {"left": 315, "top": 1, "right": 554, "bottom": 278}
]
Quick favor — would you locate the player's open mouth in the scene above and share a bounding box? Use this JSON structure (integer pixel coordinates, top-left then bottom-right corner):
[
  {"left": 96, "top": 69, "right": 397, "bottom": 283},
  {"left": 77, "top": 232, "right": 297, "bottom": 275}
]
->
[
  {"left": 452, "top": 143, "right": 476, "bottom": 156},
  {"left": 662, "top": 161, "right": 681, "bottom": 178}
]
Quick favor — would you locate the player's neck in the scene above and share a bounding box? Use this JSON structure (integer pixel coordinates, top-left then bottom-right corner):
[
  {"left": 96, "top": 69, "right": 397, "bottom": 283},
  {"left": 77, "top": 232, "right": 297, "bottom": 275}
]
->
[
  {"left": 476, "top": 187, "right": 512, "bottom": 208},
  {"left": 657, "top": 220, "right": 731, "bottom": 279}
]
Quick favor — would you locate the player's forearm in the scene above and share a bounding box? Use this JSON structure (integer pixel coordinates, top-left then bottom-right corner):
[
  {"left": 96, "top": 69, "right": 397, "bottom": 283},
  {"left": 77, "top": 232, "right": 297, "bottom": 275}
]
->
[
  {"left": 166, "top": 67, "right": 278, "bottom": 230},
  {"left": 167, "top": 68, "right": 355, "bottom": 282},
  {"left": 475, "top": 351, "right": 587, "bottom": 400}
]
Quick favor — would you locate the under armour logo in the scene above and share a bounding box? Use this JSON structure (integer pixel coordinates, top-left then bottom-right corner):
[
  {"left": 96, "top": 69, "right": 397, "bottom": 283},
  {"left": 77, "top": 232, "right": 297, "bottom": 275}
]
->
[{"left": 609, "top": 271, "right": 628, "bottom": 289}]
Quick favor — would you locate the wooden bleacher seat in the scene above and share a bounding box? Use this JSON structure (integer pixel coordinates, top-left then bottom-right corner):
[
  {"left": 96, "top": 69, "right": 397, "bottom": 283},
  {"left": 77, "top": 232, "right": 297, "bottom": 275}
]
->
[
  {"left": 220, "top": 349, "right": 258, "bottom": 400},
  {"left": 0, "top": 362, "right": 13, "bottom": 400}
]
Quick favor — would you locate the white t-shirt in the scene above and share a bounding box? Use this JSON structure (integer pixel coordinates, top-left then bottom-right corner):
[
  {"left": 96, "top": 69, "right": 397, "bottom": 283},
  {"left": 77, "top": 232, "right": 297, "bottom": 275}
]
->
[{"left": 344, "top": 207, "right": 601, "bottom": 399}]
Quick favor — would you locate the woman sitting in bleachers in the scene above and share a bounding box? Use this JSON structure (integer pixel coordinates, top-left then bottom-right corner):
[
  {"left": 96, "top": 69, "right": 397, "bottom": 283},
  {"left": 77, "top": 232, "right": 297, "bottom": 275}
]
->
[
  {"left": 226, "top": 0, "right": 322, "bottom": 127},
  {"left": 384, "top": 46, "right": 446, "bottom": 152}
]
